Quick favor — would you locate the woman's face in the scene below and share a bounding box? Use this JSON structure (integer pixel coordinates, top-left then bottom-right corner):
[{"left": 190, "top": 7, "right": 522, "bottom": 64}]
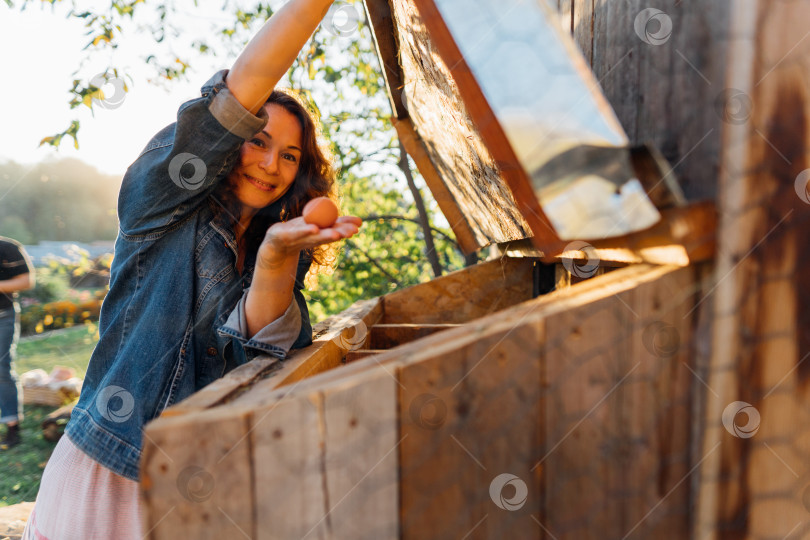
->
[{"left": 229, "top": 103, "right": 303, "bottom": 212}]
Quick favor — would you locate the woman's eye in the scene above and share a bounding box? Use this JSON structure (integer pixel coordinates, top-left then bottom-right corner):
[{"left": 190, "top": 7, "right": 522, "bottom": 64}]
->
[
  {"left": 283, "top": 153, "right": 298, "bottom": 163},
  {"left": 250, "top": 138, "right": 264, "bottom": 146}
]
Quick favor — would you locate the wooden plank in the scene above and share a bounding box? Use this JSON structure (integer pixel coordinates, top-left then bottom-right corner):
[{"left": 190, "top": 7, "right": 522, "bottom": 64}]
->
[
  {"left": 383, "top": 256, "right": 534, "bottom": 323},
  {"left": 696, "top": 1, "right": 810, "bottom": 538},
  {"left": 364, "top": 0, "right": 407, "bottom": 119},
  {"left": 233, "top": 264, "right": 672, "bottom": 405},
  {"left": 399, "top": 312, "right": 543, "bottom": 539},
  {"left": 590, "top": 1, "right": 731, "bottom": 201},
  {"left": 541, "top": 201, "right": 716, "bottom": 266},
  {"left": 253, "top": 394, "right": 327, "bottom": 540},
  {"left": 368, "top": 323, "right": 460, "bottom": 349},
  {"left": 540, "top": 266, "right": 694, "bottom": 539},
  {"left": 141, "top": 406, "right": 255, "bottom": 539},
  {"left": 251, "top": 366, "right": 400, "bottom": 540},
  {"left": 557, "top": 0, "right": 573, "bottom": 33},
  {"left": 160, "top": 357, "right": 279, "bottom": 417},
  {"left": 267, "top": 298, "right": 382, "bottom": 387},
  {"left": 322, "top": 368, "right": 399, "bottom": 539},
  {"left": 393, "top": 118, "right": 480, "bottom": 254},
  {"left": 345, "top": 350, "right": 387, "bottom": 362},
  {"left": 572, "top": 0, "right": 593, "bottom": 65}
]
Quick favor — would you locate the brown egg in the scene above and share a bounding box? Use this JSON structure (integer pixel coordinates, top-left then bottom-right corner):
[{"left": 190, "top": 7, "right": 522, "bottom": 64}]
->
[{"left": 302, "top": 197, "right": 339, "bottom": 228}]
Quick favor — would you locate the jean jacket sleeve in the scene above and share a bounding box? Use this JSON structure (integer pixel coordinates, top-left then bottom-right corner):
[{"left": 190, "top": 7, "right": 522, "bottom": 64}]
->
[
  {"left": 217, "top": 252, "right": 314, "bottom": 364},
  {"left": 117, "top": 69, "right": 268, "bottom": 237}
]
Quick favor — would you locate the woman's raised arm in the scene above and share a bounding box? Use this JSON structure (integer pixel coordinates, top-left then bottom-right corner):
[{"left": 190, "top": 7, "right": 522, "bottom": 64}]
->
[{"left": 226, "top": 0, "right": 335, "bottom": 115}]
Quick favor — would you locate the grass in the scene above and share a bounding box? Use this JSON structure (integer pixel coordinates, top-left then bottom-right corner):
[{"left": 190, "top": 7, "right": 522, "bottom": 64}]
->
[
  {"left": 16, "top": 324, "right": 98, "bottom": 379},
  {"left": 0, "top": 326, "right": 97, "bottom": 507},
  {"left": 0, "top": 405, "right": 60, "bottom": 507}
]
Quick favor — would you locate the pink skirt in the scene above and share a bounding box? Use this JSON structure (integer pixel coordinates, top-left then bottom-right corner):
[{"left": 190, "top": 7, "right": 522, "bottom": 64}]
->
[{"left": 22, "top": 434, "right": 143, "bottom": 540}]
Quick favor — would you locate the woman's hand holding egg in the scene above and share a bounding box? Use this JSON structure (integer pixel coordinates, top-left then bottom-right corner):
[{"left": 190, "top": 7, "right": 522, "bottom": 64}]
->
[{"left": 257, "top": 199, "right": 361, "bottom": 271}]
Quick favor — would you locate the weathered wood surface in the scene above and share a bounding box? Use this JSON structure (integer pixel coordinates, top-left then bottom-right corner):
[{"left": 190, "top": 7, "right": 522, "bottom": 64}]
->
[
  {"left": 385, "top": 0, "right": 535, "bottom": 249},
  {"left": 142, "top": 264, "right": 697, "bottom": 539},
  {"left": 569, "top": 0, "right": 731, "bottom": 201},
  {"left": 367, "top": 323, "right": 460, "bottom": 349},
  {"left": 540, "top": 265, "right": 695, "bottom": 539},
  {"left": 141, "top": 407, "right": 255, "bottom": 539},
  {"left": 143, "top": 367, "right": 399, "bottom": 540},
  {"left": 345, "top": 350, "right": 387, "bottom": 362},
  {"left": 382, "top": 256, "right": 534, "bottom": 324},
  {"left": 157, "top": 299, "right": 381, "bottom": 418},
  {"left": 250, "top": 367, "right": 400, "bottom": 540},
  {"left": 399, "top": 311, "right": 544, "bottom": 539},
  {"left": 692, "top": 1, "right": 810, "bottom": 539}
]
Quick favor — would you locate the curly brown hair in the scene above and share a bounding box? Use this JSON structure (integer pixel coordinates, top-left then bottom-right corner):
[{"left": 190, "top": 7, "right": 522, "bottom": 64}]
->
[{"left": 214, "top": 89, "right": 339, "bottom": 283}]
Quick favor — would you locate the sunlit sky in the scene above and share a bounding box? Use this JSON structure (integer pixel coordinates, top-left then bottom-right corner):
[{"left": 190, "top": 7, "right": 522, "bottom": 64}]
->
[{"left": 0, "top": 2, "right": 268, "bottom": 176}]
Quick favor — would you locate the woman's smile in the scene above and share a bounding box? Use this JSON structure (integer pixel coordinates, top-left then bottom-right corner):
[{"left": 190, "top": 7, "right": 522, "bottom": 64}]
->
[
  {"left": 229, "top": 102, "right": 303, "bottom": 211},
  {"left": 243, "top": 172, "right": 276, "bottom": 192}
]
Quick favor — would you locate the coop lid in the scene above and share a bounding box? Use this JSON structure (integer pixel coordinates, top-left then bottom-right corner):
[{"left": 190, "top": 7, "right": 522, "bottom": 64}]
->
[{"left": 364, "top": 0, "right": 684, "bottom": 255}]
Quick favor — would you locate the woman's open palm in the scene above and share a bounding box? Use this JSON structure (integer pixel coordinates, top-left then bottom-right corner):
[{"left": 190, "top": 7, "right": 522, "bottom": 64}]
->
[{"left": 258, "top": 215, "right": 362, "bottom": 269}]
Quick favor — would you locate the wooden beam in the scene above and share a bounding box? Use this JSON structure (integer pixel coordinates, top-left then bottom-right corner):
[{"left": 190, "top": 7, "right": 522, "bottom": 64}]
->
[
  {"left": 696, "top": 2, "right": 810, "bottom": 538},
  {"left": 497, "top": 201, "right": 716, "bottom": 266},
  {"left": 364, "top": 0, "right": 407, "bottom": 119},
  {"left": 345, "top": 350, "right": 388, "bottom": 362},
  {"left": 159, "top": 357, "right": 280, "bottom": 417},
  {"left": 261, "top": 298, "right": 382, "bottom": 388},
  {"left": 382, "top": 256, "right": 534, "bottom": 324}
]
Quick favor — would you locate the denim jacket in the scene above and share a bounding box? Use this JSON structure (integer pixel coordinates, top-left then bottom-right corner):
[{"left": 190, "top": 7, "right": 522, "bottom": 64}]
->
[{"left": 64, "top": 70, "right": 313, "bottom": 481}]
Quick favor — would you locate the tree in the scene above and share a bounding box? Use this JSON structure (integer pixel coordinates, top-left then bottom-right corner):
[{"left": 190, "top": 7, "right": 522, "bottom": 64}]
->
[{"left": 5, "top": 0, "right": 472, "bottom": 321}]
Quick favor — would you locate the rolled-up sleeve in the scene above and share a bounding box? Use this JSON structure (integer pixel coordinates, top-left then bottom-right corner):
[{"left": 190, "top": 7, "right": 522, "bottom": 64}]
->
[
  {"left": 119, "top": 69, "right": 268, "bottom": 236},
  {"left": 217, "top": 293, "right": 303, "bottom": 363}
]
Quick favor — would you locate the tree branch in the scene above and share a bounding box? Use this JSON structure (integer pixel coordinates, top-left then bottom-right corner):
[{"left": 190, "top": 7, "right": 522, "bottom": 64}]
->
[
  {"left": 360, "top": 214, "right": 459, "bottom": 245},
  {"left": 345, "top": 239, "right": 402, "bottom": 288},
  {"left": 397, "top": 138, "right": 442, "bottom": 278}
]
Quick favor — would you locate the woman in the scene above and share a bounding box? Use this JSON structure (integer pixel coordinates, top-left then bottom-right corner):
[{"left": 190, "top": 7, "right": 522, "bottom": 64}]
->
[{"left": 23, "top": 0, "right": 358, "bottom": 537}]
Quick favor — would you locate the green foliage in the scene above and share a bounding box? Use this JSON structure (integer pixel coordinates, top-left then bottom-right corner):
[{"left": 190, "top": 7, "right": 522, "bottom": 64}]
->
[
  {"left": 0, "top": 216, "right": 33, "bottom": 244},
  {"left": 0, "top": 159, "right": 120, "bottom": 243},
  {"left": 8, "top": 0, "right": 471, "bottom": 322},
  {"left": 21, "top": 266, "right": 69, "bottom": 305}
]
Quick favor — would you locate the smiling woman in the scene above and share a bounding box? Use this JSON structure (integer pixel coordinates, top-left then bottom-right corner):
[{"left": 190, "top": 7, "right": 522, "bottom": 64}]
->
[
  {"left": 21, "top": 1, "right": 363, "bottom": 538},
  {"left": 215, "top": 89, "right": 339, "bottom": 278}
]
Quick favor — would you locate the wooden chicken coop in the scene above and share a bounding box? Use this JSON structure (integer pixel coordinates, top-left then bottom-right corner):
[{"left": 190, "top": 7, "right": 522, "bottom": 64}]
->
[{"left": 140, "top": 0, "right": 810, "bottom": 539}]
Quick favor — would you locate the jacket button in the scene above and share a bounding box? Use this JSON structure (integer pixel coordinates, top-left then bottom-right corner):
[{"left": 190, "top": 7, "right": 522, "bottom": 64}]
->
[{"left": 207, "top": 347, "right": 218, "bottom": 356}]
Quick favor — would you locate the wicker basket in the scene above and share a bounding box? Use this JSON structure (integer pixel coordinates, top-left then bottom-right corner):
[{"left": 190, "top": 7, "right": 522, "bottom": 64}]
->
[{"left": 20, "top": 368, "right": 82, "bottom": 407}]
